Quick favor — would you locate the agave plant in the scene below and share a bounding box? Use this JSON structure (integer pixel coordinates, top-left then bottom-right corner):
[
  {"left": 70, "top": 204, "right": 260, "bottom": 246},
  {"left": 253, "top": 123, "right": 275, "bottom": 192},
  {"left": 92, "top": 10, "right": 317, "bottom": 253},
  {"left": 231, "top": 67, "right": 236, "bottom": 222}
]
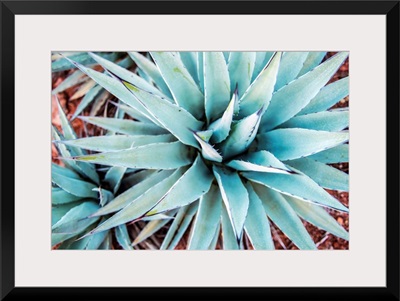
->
[
  {"left": 52, "top": 96, "right": 141, "bottom": 250},
  {"left": 52, "top": 51, "right": 349, "bottom": 250}
]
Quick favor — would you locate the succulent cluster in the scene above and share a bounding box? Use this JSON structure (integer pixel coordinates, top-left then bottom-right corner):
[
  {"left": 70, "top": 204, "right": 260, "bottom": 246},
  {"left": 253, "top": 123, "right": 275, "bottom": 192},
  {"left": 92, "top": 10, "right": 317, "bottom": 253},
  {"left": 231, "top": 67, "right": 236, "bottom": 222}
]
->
[{"left": 52, "top": 51, "right": 349, "bottom": 250}]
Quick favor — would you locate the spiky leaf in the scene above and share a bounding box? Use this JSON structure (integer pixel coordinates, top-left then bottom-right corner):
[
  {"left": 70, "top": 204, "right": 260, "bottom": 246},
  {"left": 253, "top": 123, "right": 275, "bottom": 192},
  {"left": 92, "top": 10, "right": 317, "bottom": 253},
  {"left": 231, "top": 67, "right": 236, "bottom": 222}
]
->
[
  {"left": 252, "top": 184, "right": 317, "bottom": 250},
  {"left": 260, "top": 52, "right": 348, "bottom": 131},
  {"left": 188, "top": 184, "right": 222, "bottom": 250},
  {"left": 213, "top": 166, "right": 249, "bottom": 241},
  {"left": 146, "top": 155, "right": 213, "bottom": 215},
  {"left": 285, "top": 195, "right": 349, "bottom": 240},
  {"left": 203, "top": 52, "right": 231, "bottom": 123},
  {"left": 72, "top": 141, "right": 194, "bottom": 170},
  {"left": 242, "top": 171, "right": 348, "bottom": 212},
  {"left": 150, "top": 52, "right": 204, "bottom": 119},
  {"left": 244, "top": 182, "right": 274, "bottom": 249},
  {"left": 257, "top": 128, "right": 349, "bottom": 161}
]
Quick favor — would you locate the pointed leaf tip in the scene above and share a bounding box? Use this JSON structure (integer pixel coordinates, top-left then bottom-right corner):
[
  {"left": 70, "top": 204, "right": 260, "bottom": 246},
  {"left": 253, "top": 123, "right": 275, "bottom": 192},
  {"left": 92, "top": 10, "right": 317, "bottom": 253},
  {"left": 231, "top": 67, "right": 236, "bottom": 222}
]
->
[{"left": 193, "top": 132, "right": 223, "bottom": 163}]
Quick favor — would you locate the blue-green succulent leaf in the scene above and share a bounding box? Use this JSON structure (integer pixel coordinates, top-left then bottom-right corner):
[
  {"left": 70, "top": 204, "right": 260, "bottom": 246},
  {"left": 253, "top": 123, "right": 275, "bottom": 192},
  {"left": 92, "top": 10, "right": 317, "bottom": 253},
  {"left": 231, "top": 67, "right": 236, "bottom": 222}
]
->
[
  {"left": 98, "top": 233, "right": 113, "bottom": 250},
  {"left": 88, "top": 52, "right": 168, "bottom": 98},
  {"left": 179, "top": 52, "right": 199, "bottom": 87},
  {"left": 55, "top": 236, "right": 77, "bottom": 249},
  {"left": 52, "top": 70, "right": 86, "bottom": 94},
  {"left": 297, "top": 77, "right": 349, "bottom": 116},
  {"left": 150, "top": 51, "right": 205, "bottom": 119},
  {"left": 278, "top": 110, "right": 349, "bottom": 132},
  {"left": 121, "top": 81, "right": 204, "bottom": 148},
  {"left": 71, "top": 230, "right": 108, "bottom": 250},
  {"left": 52, "top": 126, "right": 71, "bottom": 159},
  {"left": 167, "top": 202, "right": 199, "bottom": 250},
  {"left": 226, "top": 160, "right": 291, "bottom": 174},
  {"left": 52, "top": 52, "right": 118, "bottom": 72},
  {"left": 58, "top": 134, "right": 174, "bottom": 152},
  {"left": 213, "top": 166, "right": 249, "bottom": 241},
  {"left": 117, "top": 55, "right": 134, "bottom": 69},
  {"left": 284, "top": 157, "right": 349, "bottom": 191},
  {"left": 261, "top": 52, "right": 349, "bottom": 131},
  {"left": 223, "top": 51, "right": 230, "bottom": 62},
  {"left": 242, "top": 171, "right": 348, "bottom": 212},
  {"left": 109, "top": 101, "right": 154, "bottom": 124},
  {"left": 195, "top": 130, "right": 213, "bottom": 142},
  {"left": 257, "top": 128, "right": 349, "bottom": 161},
  {"left": 73, "top": 161, "right": 100, "bottom": 186},
  {"left": 226, "top": 150, "right": 293, "bottom": 174},
  {"left": 307, "top": 144, "right": 349, "bottom": 163},
  {"left": 128, "top": 51, "right": 172, "bottom": 98},
  {"left": 92, "top": 170, "right": 173, "bottom": 217},
  {"left": 64, "top": 224, "right": 102, "bottom": 249},
  {"left": 52, "top": 51, "right": 81, "bottom": 60},
  {"left": 53, "top": 127, "right": 99, "bottom": 184},
  {"left": 132, "top": 217, "right": 172, "bottom": 246},
  {"left": 52, "top": 233, "right": 77, "bottom": 246},
  {"left": 137, "top": 68, "right": 152, "bottom": 83},
  {"left": 296, "top": 52, "right": 327, "bottom": 77},
  {"left": 79, "top": 116, "right": 167, "bottom": 136},
  {"left": 92, "top": 187, "right": 114, "bottom": 207},
  {"left": 238, "top": 52, "right": 282, "bottom": 118},
  {"left": 208, "top": 223, "right": 221, "bottom": 250},
  {"left": 252, "top": 184, "right": 317, "bottom": 250},
  {"left": 71, "top": 141, "right": 194, "bottom": 170},
  {"left": 221, "top": 204, "right": 239, "bottom": 250},
  {"left": 197, "top": 52, "right": 204, "bottom": 92},
  {"left": 208, "top": 89, "right": 237, "bottom": 144},
  {"left": 52, "top": 201, "right": 100, "bottom": 233},
  {"left": 52, "top": 163, "right": 81, "bottom": 179},
  {"left": 121, "top": 169, "right": 157, "bottom": 187},
  {"left": 56, "top": 230, "right": 86, "bottom": 250},
  {"left": 160, "top": 206, "right": 189, "bottom": 250},
  {"left": 251, "top": 52, "right": 274, "bottom": 82},
  {"left": 188, "top": 184, "right": 222, "bottom": 250},
  {"left": 140, "top": 210, "right": 176, "bottom": 222},
  {"left": 52, "top": 172, "right": 98, "bottom": 198},
  {"left": 192, "top": 132, "right": 223, "bottom": 163},
  {"left": 104, "top": 166, "right": 127, "bottom": 194},
  {"left": 146, "top": 155, "right": 214, "bottom": 215},
  {"left": 274, "top": 52, "right": 309, "bottom": 91},
  {"left": 140, "top": 214, "right": 174, "bottom": 222},
  {"left": 228, "top": 52, "right": 256, "bottom": 98},
  {"left": 237, "top": 150, "right": 289, "bottom": 169},
  {"left": 203, "top": 52, "right": 231, "bottom": 123},
  {"left": 52, "top": 187, "right": 82, "bottom": 205},
  {"left": 115, "top": 224, "right": 133, "bottom": 250},
  {"left": 285, "top": 195, "right": 349, "bottom": 240},
  {"left": 88, "top": 167, "right": 188, "bottom": 234},
  {"left": 61, "top": 57, "right": 158, "bottom": 124},
  {"left": 52, "top": 202, "right": 82, "bottom": 226},
  {"left": 54, "top": 107, "right": 101, "bottom": 183},
  {"left": 71, "top": 85, "right": 103, "bottom": 120},
  {"left": 55, "top": 96, "right": 78, "bottom": 140},
  {"left": 52, "top": 211, "right": 98, "bottom": 237},
  {"left": 219, "top": 107, "right": 263, "bottom": 159},
  {"left": 133, "top": 211, "right": 178, "bottom": 244},
  {"left": 243, "top": 182, "right": 274, "bottom": 250},
  {"left": 88, "top": 89, "right": 109, "bottom": 116}
]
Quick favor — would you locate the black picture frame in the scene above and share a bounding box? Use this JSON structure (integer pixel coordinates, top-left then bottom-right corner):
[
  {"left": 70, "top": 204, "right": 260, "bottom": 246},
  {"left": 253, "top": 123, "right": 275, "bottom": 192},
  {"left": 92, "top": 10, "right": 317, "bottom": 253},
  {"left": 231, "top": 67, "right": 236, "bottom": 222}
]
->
[{"left": 1, "top": 1, "right": 399, "bottom": 300}]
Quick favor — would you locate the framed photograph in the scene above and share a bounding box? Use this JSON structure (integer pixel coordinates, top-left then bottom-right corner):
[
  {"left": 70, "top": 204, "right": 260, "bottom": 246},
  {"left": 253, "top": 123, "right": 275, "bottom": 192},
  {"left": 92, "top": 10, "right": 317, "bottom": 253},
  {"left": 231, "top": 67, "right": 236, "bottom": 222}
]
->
[{"left": 1, "top": 0, "right": 399, "bottom": 300}]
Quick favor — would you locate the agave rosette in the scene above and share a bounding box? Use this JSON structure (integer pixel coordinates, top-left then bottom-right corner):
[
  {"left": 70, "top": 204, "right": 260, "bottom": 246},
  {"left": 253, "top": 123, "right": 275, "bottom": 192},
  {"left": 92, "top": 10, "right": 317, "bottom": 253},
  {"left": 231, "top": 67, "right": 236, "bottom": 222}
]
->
[
  {"left": 53, "top": 51, "right": 349, "bottom": 250},
  {"left": 52, "top": 96, "right": 140, "bottom": 250}
]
